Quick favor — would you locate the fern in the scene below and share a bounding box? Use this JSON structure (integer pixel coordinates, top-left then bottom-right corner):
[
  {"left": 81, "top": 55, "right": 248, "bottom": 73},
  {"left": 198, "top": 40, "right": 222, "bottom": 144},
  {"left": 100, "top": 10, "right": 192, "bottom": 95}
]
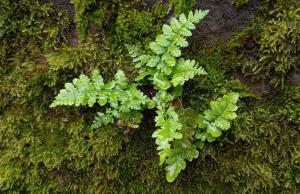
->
[
  {"left": 153, "top": 107, "right": 182, "bottom": 150},
  {"left": 51, "top": 69, "right": 153, "bottom": 129},
  {"left": 127, "top": 10, "right": 208, "bottom": 90},
  {"left": 51, "top": 9, "right": 240, "bottom": 183},
  {"left": 129, "top": 10, "right": 210, "bottom": 182},
  {"left": 196, "top": 92, "right": 239, "bottom": 141},
  {"left": 158, "top": 93, "right": 239, "bottom": 182},
  {"left": 160, "top": 108, "right": 201, "bottom": 182}
]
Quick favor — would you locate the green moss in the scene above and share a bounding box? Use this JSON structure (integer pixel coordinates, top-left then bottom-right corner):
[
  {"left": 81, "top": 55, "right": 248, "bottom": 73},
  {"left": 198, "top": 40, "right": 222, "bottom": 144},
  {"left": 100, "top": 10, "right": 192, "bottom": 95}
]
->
[
  {"left": 104, "top": 1, "right": 168, "bottom": 53},
  {"left": 169, "top": 0, "right": 197, "bottom": 15},
  {"left": 181, "top": 44, "right": 299, "bottom": 193},
  {"left": 71, "top": 0, "right": 198, "bottom": 51},
  {"left": 72, "top": 0, "right": 167, "bottom": 45},
  {"left": 279, "top": 86, "right": 300, "bottom": 129},
  {"left": 221, "top": 20, "right": 262, "bottom": 79},
  {"left": 113, "top": 8, "right": 160, "bottom": 45},
  {"left": 231, "top": 0, "right": 249, "bottom": 7},
  {"left": 259, "top": 2, "right": 300, "bottom": 86},
  {"left": 73, "top": 0, "right": 97, "bottom": 41},
  {"left": 183, "top": 72, "right": 299, "bottom": 192},
  {"left": 0, "top": 0, "right": 69, "bottom": 53},
  {"left": 0, "top": 0, "right": 299, "bottom": 193},
  {"left": 86, "top": 5, "right": 109, "bottom": 25},
  {"left": 183, "top": 47, "right": 253, "bottom": 112},
  {"left": 45, "top": 38, "right": 122, "bottom": 76},
  {"left": 221, "top": 0, "right": 300, "bottom": 87}
]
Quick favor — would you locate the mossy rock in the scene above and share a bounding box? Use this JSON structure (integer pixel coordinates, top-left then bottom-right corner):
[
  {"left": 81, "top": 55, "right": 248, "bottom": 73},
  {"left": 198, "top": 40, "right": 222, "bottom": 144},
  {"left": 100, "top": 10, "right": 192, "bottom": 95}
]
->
[{"left": 0, "top": 0, "right": 299, "bottom": 193}]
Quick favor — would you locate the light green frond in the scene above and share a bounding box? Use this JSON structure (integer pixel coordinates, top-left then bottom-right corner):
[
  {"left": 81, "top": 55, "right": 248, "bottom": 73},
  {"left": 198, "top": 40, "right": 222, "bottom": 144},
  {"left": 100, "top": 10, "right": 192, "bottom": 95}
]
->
[
  {"left": 197, "top": 93, "right": 239, "bottom": 139},
  {"left": 171, "top": 58, "right": 207, "bottom": 87},
  {"left": 153, "top": 107, "right": 183, "bottom": 150},
  {"left": 127, "top": 9, "right": 209, "bottom": 90}
]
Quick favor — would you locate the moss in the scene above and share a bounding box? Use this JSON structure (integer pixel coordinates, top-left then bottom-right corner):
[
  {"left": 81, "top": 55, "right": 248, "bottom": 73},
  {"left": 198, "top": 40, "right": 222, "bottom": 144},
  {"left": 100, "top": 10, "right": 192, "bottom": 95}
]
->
[
  {"left": 71, "top": 0, "right": 197, "bottom": 53},
  {"left": 168, "top": 0, "right": 197, "bottom": 15},
  {"left": 45, "top": 37, "right": 123, "bottom": 77},
  {"left": 279, "top": 86, "right": 300, "bottom": 130},
  {"left": 183, "top": 46, "right": 253, "bottom": 112},
  {"left": 221, "top": 20, "right": 262, "bottom": 79},
  {"left": 181, "top": 44, "right": 299, "bottom": 193},
  {"left": 231, "top": 0, "right": 249, "bottom": 7},
  {"left": 183, "top": 75, "right": 299, "bottom": 193},
  {"left": 0, "top": 0, "right": 69, "bottom": 53},
  {"left": 259, "top": 0, "right": 300, "bottom": 86},
  {"left": 113, "top": 8, "right": 160, "bottom": 46},
  {"left": 73, "top": 0, "right": 97, "bottom": 41},
  {"left": 104, "top": 1, "right": 168, "bottom": 53},
  {"left": 221, "top": 0, "right": 300, "bottom": 87},
  {"left": 86, "top": 5, "right": 110, "bottom": 25},
  {"left": 0, "top": 0, "right": 299, "bottom": 193},
  {"left": 72, "top": 0, "right": 167, "bottom": 45}
]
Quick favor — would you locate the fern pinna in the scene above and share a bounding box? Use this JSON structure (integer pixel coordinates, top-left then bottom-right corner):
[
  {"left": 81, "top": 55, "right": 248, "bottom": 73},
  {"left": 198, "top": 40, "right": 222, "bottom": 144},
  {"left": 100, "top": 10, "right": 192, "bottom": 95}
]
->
[{"left": 51, "top": 10, "right": 239, "bottom": 182}]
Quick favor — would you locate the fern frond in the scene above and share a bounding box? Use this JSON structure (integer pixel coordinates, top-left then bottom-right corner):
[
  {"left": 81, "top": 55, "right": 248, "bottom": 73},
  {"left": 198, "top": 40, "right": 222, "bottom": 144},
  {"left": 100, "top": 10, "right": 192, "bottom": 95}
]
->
[
  {"left": 128, "top": 9, "right": 209, "bottom": 90},
  {"left": 152, "top": 107, "right": 183, "bottom": 151},
  {"left": 51, "top": 69, "right": 152, "bottom": 129},
  {"left": 160, "top": 108, "right": 201, "bottom": 182},
  {"left": 50, "top": 73, "right": 99, "bottom": 108},
  {"left": 171, "top": 58, "right": 207, "bottom": 87},
  {"left": 196, "top": 93, "right": 239, "bottom": 140}
]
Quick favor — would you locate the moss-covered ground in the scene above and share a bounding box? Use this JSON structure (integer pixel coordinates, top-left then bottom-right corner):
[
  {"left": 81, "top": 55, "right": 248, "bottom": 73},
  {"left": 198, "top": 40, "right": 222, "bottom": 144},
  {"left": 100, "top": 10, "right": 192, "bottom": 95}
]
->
[{"left": 0, "top": 0, "right": 299, "bottom": 193}]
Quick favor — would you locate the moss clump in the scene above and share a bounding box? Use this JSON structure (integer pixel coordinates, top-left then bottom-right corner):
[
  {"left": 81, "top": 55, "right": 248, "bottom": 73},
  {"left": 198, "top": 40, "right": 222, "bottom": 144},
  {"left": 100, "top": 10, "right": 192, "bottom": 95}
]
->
[
  {"left": 279, "top": 86, "right": 300, "bottom": 130},
  {"left": 104, "top": 1, "right": 168, "bottom": 52},
  {"left": 259, "top": 0, "right": 300, "bottom": 86},
  {"left": 222, "top": 0, "right": 300, "bottom": 87},
  {"left": 71, "top": 0, "right": 198, "bottom": 50},
  {"left": 0, "top": 0, "right": 69, "bottom": 54},
  {"left": 113, "top": 8, "right": 160, "bottom": 46},
  {"left": 45, "top": 37, "right": 124, "bottom": 78},
  {"left": 0, "top": 0, "right": 70, "bottom": 108},
  {"left": 72, "top": 0, "right": 167, "bottom": 45},
  {"left": 231, "top": 0, "right": 249, "bottom": 7},
  {"left": 73, "top": 0, "right": 97, "bottom": 41},
  {"left": 168, "top": 0, "right": 197, "bottom": 15}
]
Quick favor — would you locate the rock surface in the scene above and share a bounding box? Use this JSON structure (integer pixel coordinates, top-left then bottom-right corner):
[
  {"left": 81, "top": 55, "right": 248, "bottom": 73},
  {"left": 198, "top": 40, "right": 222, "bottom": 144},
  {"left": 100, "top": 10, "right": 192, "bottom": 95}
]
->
[{"left": 193, "top": 0, "right": 259, "bottom": 46}]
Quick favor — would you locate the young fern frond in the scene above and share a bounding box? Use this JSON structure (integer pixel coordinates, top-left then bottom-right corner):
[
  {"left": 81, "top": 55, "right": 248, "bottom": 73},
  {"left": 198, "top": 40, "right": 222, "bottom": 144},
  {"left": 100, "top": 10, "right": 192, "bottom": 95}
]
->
[
  {"left": 171, "top": 58, "right": 207, "bottom": 87},
  {"left": 196, "top": 93, "right": 240, "bottom": 142},
  {"left": 161, "top": 93, "right": 239, "bottom": 182},
  {"left": 153, "top": 107, "right": 183, "bottom": 150},
  {"left": 50, "top": 75, "right": 96, "bottom": 108},
  {"left": 160, "top": 108, "right": 201, "bottom": 182},
  {"left": 128, "top": 9, "right": 209, "bottom": 90},
  {"left": 51, "top": 69, "right": 153, "bottom": 129}
]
